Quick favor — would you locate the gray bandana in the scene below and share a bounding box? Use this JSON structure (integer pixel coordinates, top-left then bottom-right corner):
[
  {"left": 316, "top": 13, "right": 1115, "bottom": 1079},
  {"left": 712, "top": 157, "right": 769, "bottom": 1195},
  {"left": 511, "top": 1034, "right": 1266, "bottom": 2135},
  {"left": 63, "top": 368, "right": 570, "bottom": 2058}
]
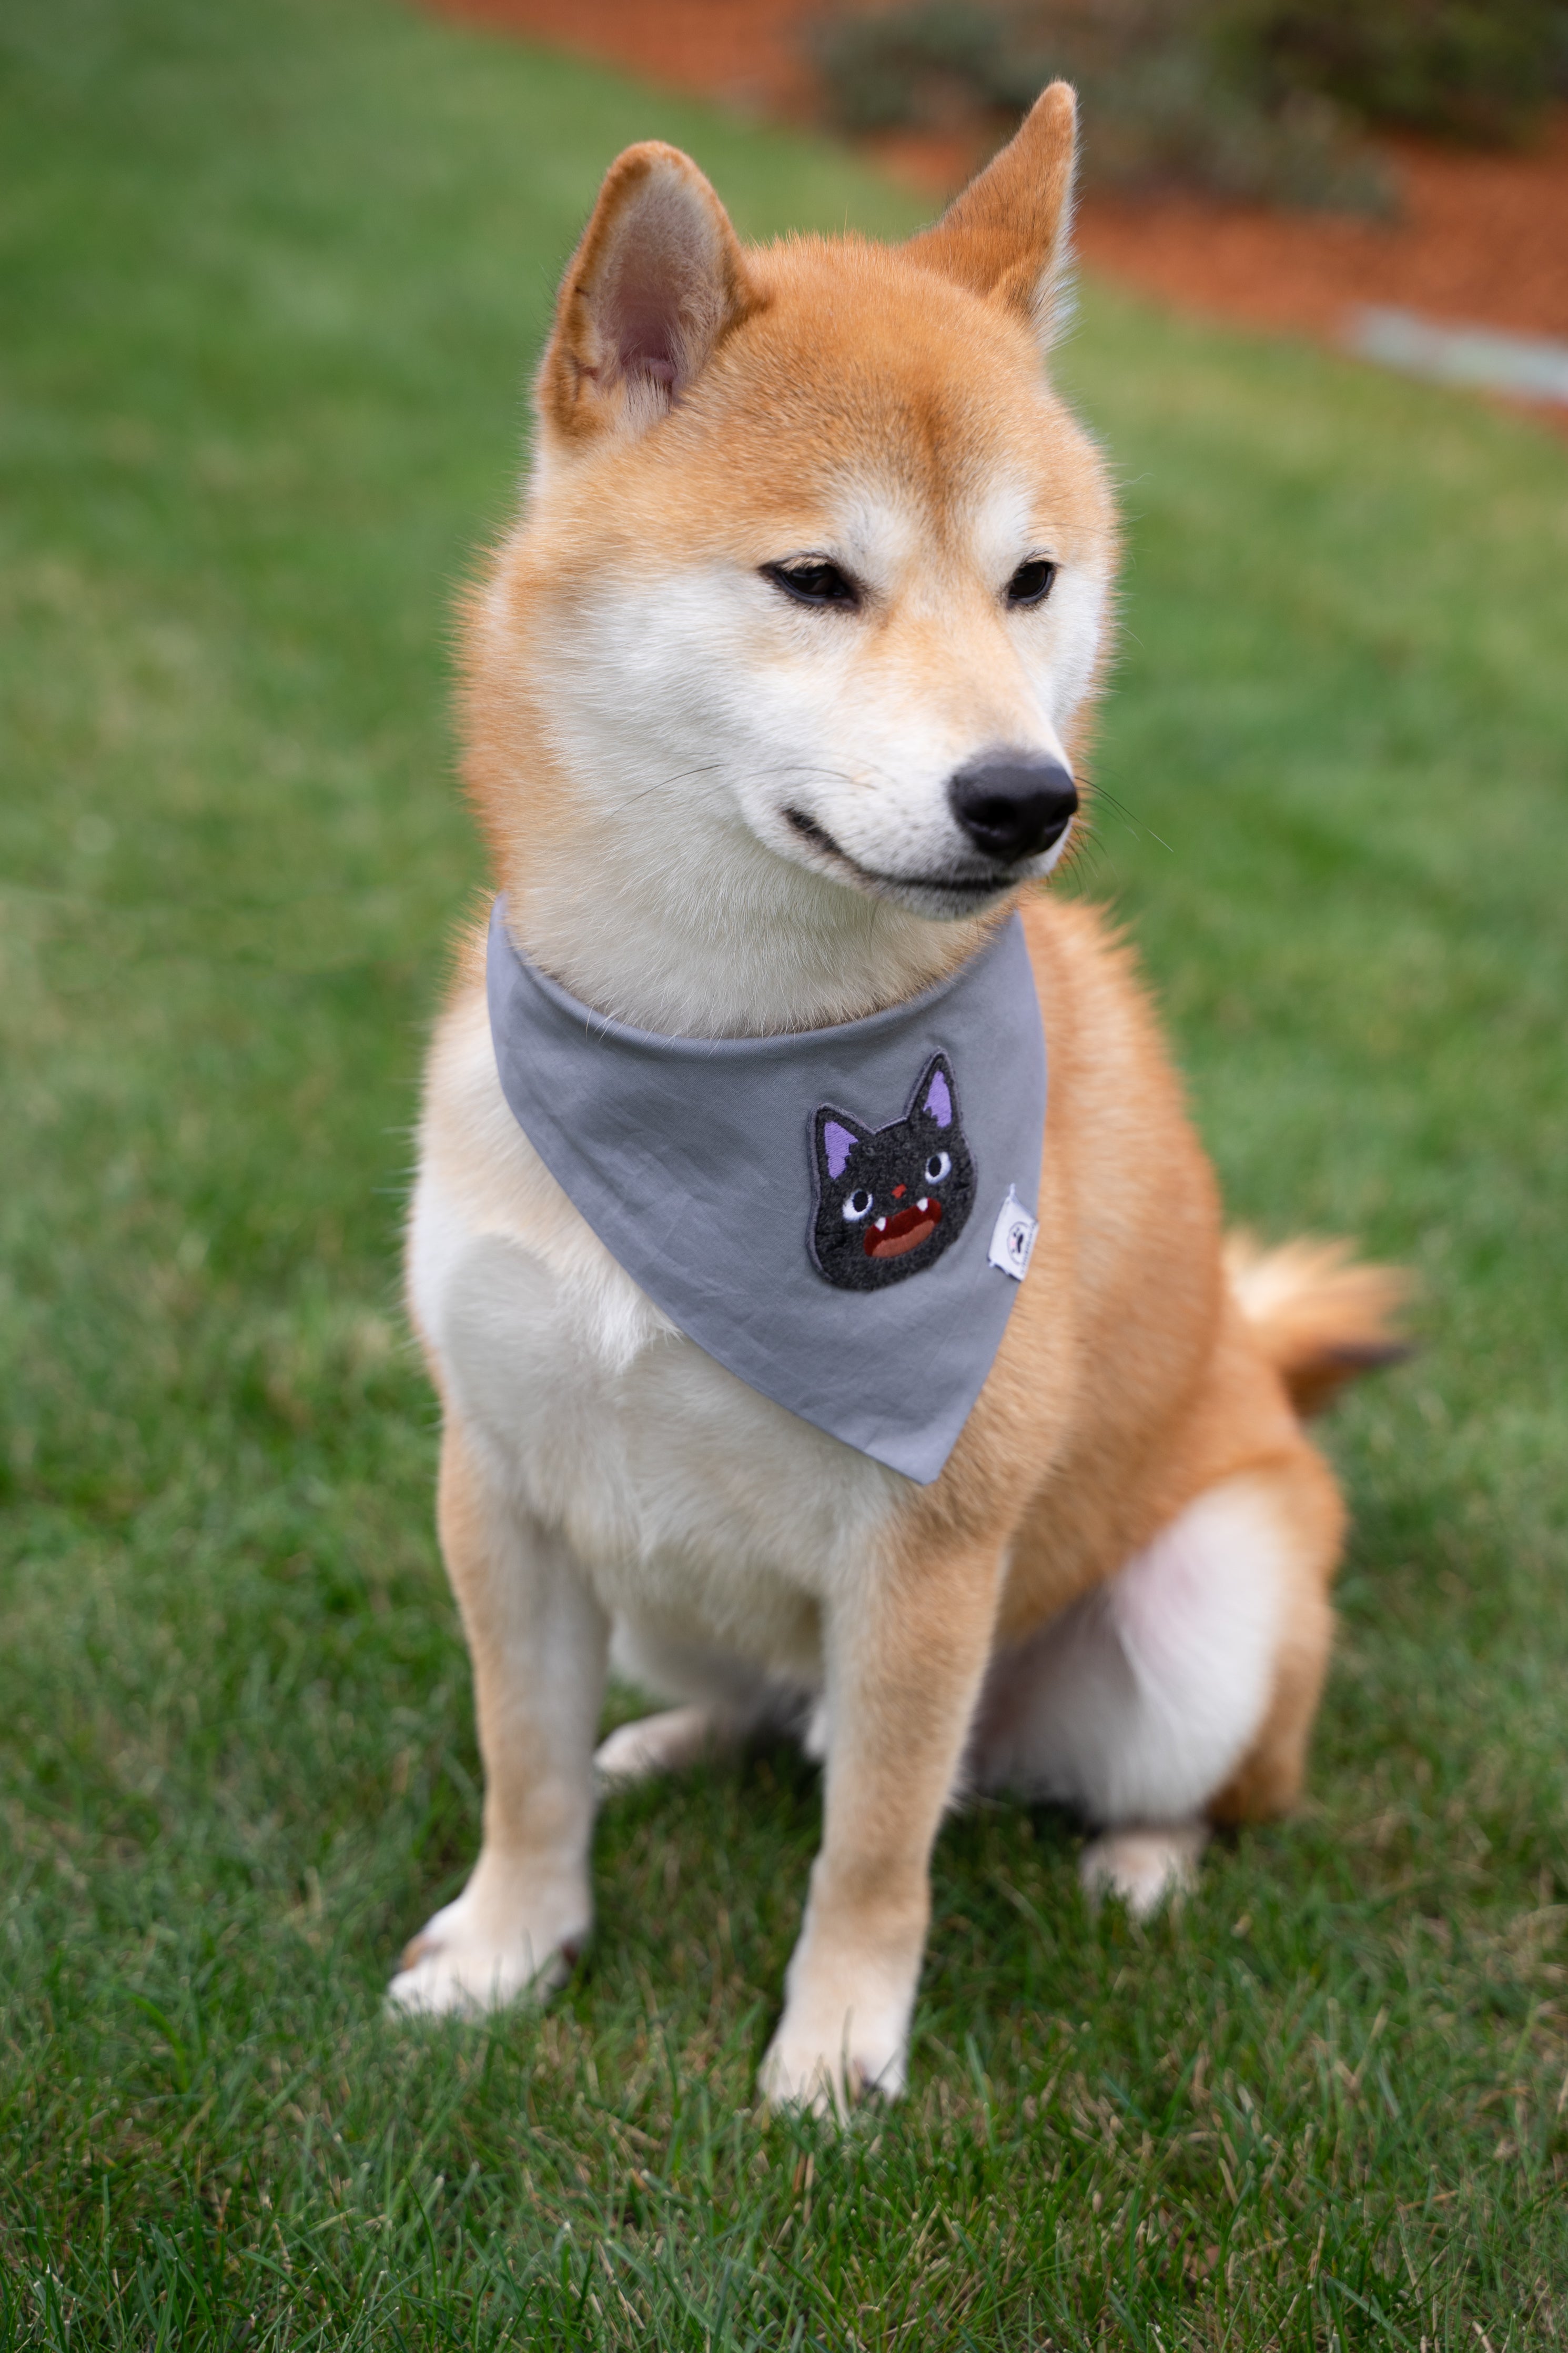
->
[{"left": 485, "top": 896, "right": 1047, "bottom": 1483}]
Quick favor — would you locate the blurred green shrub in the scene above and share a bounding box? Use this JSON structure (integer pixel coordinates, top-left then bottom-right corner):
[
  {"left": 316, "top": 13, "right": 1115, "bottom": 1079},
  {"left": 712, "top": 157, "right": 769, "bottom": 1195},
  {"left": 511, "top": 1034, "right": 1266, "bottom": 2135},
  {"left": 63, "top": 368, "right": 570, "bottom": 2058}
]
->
[
  {"left": 811, "top": 0, "right": 1568, "bottom": 210},
  {"left": 1242, "top": 0, "right": 1568, "bottom": 147}
]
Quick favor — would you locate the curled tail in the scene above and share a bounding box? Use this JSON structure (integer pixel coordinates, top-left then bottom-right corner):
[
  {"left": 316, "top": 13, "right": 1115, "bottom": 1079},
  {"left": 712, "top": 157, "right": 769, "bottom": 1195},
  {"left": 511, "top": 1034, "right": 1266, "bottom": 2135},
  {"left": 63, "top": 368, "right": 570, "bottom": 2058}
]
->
[{"left": 1226, "top": 1231, "right": 1411, "bottom": 1419}]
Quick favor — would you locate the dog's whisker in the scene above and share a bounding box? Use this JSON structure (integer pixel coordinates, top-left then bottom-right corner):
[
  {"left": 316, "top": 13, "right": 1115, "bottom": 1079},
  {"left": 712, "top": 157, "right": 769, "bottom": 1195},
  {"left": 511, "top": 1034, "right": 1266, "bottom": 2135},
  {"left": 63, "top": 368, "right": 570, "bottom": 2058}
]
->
[{"left": 1083, "top": 781, "right": 1173, "bottom": 852}]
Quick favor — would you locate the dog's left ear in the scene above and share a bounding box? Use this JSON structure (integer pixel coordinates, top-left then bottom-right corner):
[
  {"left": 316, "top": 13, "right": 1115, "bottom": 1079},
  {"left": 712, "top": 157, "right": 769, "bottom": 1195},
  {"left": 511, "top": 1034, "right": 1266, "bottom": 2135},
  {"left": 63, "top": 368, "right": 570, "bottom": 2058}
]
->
[
  {"left": 540, "top": 142, "right": 763, "bottom": 446},
  {"left": 904, "top": 83, "right": 1078, "bottom": 353}
]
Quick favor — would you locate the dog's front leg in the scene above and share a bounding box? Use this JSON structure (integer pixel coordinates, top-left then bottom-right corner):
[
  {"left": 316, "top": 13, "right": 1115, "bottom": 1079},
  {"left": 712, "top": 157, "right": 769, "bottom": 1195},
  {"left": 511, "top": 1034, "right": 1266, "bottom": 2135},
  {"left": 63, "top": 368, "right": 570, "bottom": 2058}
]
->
[
  {"left": 758, "top": 1535, "right": 1002, "bottom": 2114},
  {"left": 388, "top": 1416, "right": 607, "bottom": 2017}
]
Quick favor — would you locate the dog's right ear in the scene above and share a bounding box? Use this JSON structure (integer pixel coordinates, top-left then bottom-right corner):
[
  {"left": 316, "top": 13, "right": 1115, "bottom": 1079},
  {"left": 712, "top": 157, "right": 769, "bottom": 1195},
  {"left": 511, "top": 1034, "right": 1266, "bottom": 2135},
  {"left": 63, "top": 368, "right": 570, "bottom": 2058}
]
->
[{"left": 539, "top": 143, "right": 762, "bottom": 447}]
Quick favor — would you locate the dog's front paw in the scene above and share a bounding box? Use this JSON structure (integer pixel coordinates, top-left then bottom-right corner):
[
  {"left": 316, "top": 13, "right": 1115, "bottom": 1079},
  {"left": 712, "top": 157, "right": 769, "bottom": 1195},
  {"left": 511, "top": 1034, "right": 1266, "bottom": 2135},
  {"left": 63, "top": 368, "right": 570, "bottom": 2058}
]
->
[
  {"left": 386, "top": 1884, "right": 588, "bottom": 2019},
  {"left": 758, "top": 1987, "right": 911, "bottom": 2118},
  {"left": 1079, "top": 1822, "right": 1208, "bottom": 1921}
]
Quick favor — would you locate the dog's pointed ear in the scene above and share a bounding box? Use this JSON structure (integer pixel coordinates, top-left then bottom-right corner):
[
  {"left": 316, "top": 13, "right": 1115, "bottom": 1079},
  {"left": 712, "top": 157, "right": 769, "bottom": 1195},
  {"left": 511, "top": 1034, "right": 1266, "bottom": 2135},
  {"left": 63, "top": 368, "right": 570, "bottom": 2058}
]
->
[
  {"left": 540, "top": 142, "right": 762, "bottom": 446},
  {"left": 905, "top": 83, "right": 1078, "bottom": 352}
]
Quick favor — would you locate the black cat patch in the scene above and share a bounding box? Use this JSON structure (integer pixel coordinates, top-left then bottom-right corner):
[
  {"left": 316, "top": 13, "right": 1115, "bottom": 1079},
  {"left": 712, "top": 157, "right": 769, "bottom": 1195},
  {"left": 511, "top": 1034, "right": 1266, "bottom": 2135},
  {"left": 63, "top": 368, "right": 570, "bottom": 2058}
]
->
[{"left": 809, "top": 1053, "right": 975, "bottom": 1291}]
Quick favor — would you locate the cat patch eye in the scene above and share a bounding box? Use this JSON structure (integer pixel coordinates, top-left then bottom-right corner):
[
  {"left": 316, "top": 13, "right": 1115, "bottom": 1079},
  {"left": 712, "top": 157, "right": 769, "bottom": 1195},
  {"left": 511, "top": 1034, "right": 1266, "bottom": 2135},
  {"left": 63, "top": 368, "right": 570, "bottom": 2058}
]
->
[
  {"left": 925, "top": 1151, "right": 952, "bottom": 1183},
  {"left": 842, "top": 1188, "right": 875, "bottom": 1222}
]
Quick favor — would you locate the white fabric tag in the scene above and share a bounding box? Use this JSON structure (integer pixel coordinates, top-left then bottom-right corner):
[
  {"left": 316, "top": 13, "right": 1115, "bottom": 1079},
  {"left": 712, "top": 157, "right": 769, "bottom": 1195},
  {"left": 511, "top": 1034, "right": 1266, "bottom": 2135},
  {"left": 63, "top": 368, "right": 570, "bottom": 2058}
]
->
[{"left": 987, "top": 1185, "right": 1038, "bottom": 1281}]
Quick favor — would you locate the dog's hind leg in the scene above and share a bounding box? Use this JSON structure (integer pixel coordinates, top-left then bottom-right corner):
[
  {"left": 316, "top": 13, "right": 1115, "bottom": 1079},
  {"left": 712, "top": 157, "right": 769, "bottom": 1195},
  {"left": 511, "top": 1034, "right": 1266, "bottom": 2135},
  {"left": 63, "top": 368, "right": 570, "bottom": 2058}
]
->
[
  {"left": 1078, "top": 1820, "right": 1210, "bottom": 1917},
  {"left": 594, "top": 1621, "right": 805, "bottom": 1787},
  {"left": 973, "top": 1455, "right": 1340, "bottom": 1918},
  {"left": 595, "top": 1703, "right": 741, "bottom": 1787},
  {"left": 388, "top": 1416, "right": 608, "bottom": 2016}
]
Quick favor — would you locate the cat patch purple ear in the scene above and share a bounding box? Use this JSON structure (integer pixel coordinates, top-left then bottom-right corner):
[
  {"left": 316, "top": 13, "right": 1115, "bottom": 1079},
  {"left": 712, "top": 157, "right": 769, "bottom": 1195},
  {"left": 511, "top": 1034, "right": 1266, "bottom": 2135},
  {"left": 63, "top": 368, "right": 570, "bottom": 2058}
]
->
[
  {"left": 924, "top": 1067, "right": 953, "bottom": 1128},
  {"left": 822, "top": 1120, "right": 858, "bottom": 1179}
]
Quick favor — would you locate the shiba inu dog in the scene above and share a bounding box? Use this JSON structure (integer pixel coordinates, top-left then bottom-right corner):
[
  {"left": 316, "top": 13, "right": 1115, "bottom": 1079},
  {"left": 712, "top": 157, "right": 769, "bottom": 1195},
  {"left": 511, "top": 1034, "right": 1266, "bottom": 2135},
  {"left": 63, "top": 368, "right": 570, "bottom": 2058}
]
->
[{"left": 391, "top": 87, "right": 1403, "bottom": 2111}]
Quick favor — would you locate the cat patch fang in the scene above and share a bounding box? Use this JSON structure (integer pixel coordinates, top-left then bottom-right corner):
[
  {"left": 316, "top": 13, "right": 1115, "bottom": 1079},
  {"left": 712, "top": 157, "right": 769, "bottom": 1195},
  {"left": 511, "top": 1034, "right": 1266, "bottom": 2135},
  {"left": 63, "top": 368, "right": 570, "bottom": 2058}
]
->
[{"left": 988, "top": 1186, "right": 1039, "bottom": 1282}]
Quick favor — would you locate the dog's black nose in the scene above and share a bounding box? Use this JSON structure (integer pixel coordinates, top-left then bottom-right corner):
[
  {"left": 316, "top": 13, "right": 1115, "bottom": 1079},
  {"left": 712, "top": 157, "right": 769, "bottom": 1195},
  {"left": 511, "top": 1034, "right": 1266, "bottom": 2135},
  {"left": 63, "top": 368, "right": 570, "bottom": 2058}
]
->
[{"left": 947, "top": 751, "right": 1078, "bottom": 864}]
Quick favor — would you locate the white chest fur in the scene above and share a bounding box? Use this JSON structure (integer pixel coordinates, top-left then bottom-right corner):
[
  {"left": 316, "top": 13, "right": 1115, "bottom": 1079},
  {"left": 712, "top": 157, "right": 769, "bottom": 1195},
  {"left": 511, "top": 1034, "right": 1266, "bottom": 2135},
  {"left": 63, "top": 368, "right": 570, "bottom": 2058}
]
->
[{"left": 408, "top": 990, "right": 903, "bottom": 1687}]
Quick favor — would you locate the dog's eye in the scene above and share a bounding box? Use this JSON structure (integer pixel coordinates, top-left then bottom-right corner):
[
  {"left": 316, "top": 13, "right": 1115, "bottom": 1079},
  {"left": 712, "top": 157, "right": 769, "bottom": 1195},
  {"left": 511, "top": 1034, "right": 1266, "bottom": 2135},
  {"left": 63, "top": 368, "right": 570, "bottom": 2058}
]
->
[
  {"left": 924, "top": 1152, "right": 952, "bottom": 1183},
  {"left": 1006, "top": 558, "right": 1058, "bottom": 608},
  {"left": 842, "top": 1188, "right": 875, "bottom": 1221},
  {"left": 763, "top": 558, "right": 861, "bottom": 610}
]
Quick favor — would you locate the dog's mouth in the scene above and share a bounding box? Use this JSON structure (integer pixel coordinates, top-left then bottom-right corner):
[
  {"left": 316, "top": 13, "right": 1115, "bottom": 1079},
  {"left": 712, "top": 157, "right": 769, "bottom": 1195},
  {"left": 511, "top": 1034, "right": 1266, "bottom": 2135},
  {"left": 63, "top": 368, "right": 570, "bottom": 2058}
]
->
[
  {"left": 782, "top": 807, "right": 1021, "bottom": 904},
  {"left": 865, "top": 1199, "right": 942, "bottom": 1259}
]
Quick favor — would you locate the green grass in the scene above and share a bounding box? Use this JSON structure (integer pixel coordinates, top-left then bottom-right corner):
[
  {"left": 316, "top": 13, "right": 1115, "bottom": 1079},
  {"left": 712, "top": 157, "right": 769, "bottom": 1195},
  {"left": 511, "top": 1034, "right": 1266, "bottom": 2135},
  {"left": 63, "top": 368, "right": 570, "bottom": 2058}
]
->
[{"left": 2, "top": 0, "right": 1566, "bottom": 2343}]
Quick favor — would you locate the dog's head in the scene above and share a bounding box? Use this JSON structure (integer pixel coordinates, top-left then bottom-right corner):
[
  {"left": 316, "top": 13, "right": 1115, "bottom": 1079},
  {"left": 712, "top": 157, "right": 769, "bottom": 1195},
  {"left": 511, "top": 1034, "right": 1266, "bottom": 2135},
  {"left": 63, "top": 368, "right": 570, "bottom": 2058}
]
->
[{"left": 468, "top": 89, "right": 1117, "bottom": 1027}]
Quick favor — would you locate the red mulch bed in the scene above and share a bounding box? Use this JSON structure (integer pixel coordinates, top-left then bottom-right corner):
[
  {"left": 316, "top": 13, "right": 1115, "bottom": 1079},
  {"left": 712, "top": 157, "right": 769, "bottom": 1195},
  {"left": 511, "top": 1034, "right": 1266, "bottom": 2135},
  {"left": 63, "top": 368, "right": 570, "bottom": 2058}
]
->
[
  {"left": 1076, "top": 125, "right": 1568, "bottom": 346},
  {"left": 437, "top": 0, "right": 1568, "bottom": 354}
]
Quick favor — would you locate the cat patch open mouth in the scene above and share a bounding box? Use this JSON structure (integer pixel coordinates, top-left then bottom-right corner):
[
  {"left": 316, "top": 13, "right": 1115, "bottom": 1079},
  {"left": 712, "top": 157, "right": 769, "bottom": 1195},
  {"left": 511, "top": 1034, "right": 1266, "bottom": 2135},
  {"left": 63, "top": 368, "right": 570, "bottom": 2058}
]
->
[{"left": 865, "top": 1199, "right": 942, "bottom": 1260}]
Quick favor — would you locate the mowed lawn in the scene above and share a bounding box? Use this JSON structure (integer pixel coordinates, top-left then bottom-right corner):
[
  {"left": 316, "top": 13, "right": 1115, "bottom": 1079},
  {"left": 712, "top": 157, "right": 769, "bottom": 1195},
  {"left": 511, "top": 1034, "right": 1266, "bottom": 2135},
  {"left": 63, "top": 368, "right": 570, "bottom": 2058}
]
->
[{"left": 3, "top": 0, "right": 1566, "bottom": 2343}]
